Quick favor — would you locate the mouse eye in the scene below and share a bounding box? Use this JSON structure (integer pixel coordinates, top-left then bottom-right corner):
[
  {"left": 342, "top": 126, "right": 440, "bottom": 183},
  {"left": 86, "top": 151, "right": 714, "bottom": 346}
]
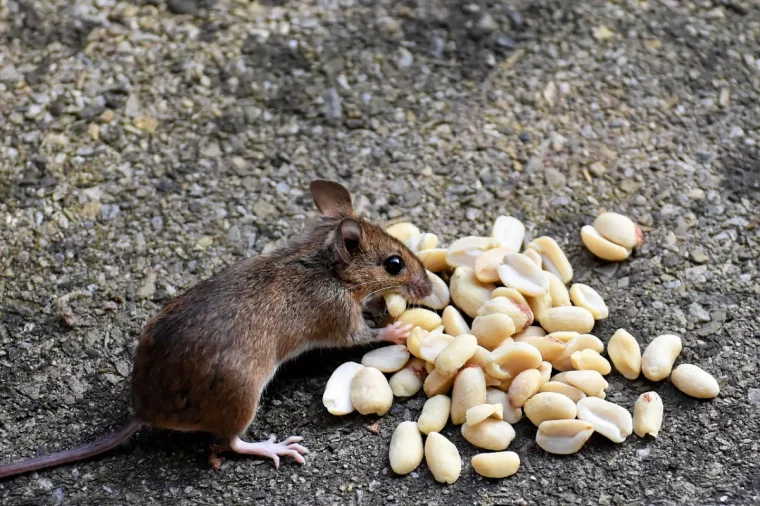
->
[{"left": 383, "top": 255, "right": 405, "bottom": 276}]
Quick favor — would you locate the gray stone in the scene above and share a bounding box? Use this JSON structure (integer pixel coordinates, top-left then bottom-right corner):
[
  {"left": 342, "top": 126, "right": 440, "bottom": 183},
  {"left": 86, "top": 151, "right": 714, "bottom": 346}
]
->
[
  {"left": 324, "top": 87, "right": 343, "bottom": 120},
  {"left": 544, "top": 168, "right": 566, "bottom": 188},
  {"left": 688, "top": 303, "right": 711, "bottom": 323},
  {"left": 253, "top": 200, "right": 277, "bottom": 218},
  {"left": 0, "top": 65, "right": 22, "bottom": 83}
]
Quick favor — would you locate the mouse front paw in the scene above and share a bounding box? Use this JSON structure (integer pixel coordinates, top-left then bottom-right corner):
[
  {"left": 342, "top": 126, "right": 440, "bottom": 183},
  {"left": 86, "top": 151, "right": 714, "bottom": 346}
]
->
[{"left": 378, "top": 321, "right": 413, "bottom": 345}]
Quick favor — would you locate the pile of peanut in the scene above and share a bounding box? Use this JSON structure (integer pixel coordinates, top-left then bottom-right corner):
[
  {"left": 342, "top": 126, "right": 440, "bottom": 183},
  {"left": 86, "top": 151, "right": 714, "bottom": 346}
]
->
[{"left": 322, "top": 213, "right": 720, "bottom": 483}]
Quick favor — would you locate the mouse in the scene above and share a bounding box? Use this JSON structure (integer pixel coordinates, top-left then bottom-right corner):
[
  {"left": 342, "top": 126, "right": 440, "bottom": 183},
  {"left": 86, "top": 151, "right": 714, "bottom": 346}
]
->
[{"left": 0, "top": 179, "right": 433, "bottom": 479}]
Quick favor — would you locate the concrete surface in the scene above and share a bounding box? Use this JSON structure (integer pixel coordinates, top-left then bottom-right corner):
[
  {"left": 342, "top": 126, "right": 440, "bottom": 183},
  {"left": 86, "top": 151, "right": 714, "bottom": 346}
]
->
[{"left": 1, "top": 0, "right": 759, "bottom": 504}]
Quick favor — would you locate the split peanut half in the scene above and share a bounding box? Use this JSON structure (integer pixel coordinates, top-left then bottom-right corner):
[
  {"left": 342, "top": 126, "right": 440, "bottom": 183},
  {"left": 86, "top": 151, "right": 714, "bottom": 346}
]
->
[
  {"left": 576, "top": 397, "right": 633, "bottom": 443},
  {"left": 568, "top": 283, "right": 608, "bottom": 320},
  {"left": 536, "top": 419, "right": 595, "bottom": 455},
  {"left": 497, "top": 253, "right": 550, "bottom": 297},
  {"left": 492, "top": 216, "right": 525, "bottom": 251}
]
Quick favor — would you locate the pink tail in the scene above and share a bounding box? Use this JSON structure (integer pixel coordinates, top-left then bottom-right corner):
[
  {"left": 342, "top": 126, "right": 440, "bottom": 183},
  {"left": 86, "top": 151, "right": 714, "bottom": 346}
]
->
[{"left": 0, "top": 419, "right": 142, "bottom": 480}]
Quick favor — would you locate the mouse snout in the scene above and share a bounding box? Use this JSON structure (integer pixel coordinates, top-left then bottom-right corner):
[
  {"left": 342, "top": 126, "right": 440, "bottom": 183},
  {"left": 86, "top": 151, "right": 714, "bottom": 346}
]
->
[{"left": 408, "top": 272, "right": 433, "bottom": 300}]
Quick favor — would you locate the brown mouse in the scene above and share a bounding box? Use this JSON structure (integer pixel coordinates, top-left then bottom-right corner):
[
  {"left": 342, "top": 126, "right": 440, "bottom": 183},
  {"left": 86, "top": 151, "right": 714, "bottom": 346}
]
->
[{"left": 0, "top": 180, "right": 432, "bottom": 479}]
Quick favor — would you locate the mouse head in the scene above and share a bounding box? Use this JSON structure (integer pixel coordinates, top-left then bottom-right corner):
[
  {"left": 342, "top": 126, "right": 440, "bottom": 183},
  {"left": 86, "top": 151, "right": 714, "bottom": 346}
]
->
[{"left": 310, "top": 180, "right": 432, "bottom": 303}]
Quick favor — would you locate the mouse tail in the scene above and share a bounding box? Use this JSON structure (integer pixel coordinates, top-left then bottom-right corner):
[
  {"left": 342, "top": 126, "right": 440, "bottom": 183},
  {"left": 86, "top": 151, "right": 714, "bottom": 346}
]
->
[{"left": 0, "top": 418, "right": 143, "bottom": 480}]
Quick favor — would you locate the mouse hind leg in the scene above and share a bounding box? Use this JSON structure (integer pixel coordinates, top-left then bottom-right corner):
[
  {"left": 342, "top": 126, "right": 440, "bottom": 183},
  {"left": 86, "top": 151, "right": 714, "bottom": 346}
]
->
[{"left": 213, "top": 435, "right": 308, "bottom": 469}]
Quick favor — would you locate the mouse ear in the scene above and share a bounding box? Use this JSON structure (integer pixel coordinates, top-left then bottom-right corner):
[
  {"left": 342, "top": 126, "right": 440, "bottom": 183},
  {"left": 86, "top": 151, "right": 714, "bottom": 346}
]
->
[
  {"left": 334, "top": 217, "right": 362, "bottom": 265},
  {"left": 310, "top": 180, "right": 354, "bottom": 218}
]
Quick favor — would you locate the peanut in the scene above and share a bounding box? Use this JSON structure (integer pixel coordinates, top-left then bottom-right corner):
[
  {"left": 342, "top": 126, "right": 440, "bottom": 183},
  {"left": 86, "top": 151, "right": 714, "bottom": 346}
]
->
[
  {"left": 538, "top": 361, "right": 552, "bottom": 385},
  {"left": 479, "top": 295, "right": 533, "bottom": 333},
  {"left": 552, "top": 334, "right": 604, "bottom": 371},
  {"left": 492, "top": 215, "right": 526, "bottom": 251},
  {"left": 486, "top": 388, "right": 523, "bottom": 424},
  {"left": 405, "top": 232, "right": 439, "bottom": 253},
  {"left": 536, "top": 419, "right": 595, "bottom": 455},
  {"left": 524, "top": 392, "right": 578, "bottom": 426},
  {"left": 527, "top": 236, "right": 573, "bottom": 284},
  {"left": 489, "top": 341, "right": 543, "bottom": 378},
  {"left": 548, "top": 331, "right": 581, "bottom": 343},
  {"left": 526, "top": 290, "right": 552, "bottom": 325},
  {"left": 412, "top": 271, "right": 450, "bottom": 310},
  {"left": 474, "top": 245, "right": 515, "bottom": 283},
  {"left": 580, "top": 225, "right": 630, "bottom": 262},
  {"left": 497, "top": 253, "right": 550, "bottom": 297},
  {"left": 465, "top": 345, "right": 491, "bottom": 370},
  {"left": 513, "top": 326, "right": 547, "bottom": 340},
  {"left": 607, "top": 329, "right": 641, "bottom": 380},
  {"left": 570, "top": 349, "right": 612, "bottom": 375},
  {"left": 593, "top": 212, "right": 643, "bottom": 250},
  {"left": 323, "top": 362, "right": 365, "bottom": 416},
  {"left": 450, "top": 366, "right": 487, "bottom": 425},
  {"left": 435, "top": 333, "right": 479, "bottom": 375},
  {"left": 564, "top": 370, "right": 609, "bottom": 397},
  {"left": 576, "top": 397, "right": 633, "bottom": 443},
  {"left": 507, "top": 368, "right": 542, "bottom": 408},
  {"left": 423, "top": 368, "right": 457, "bottom": 397},
  {"left": 471, "top": 451, "right": 520, "bottom": 479},
  {"left": 671, "top": 364, "right": 720, "bottom": 399},
  {"left": 547, "top": 271, "right": 571, "bottom": 307},
  {"left": 471, "top": 313, "right": 516, "bottom": 350},
  {"left": 397, "top": 308, "right": 443, "bottom": 332},
  {"left": 405, "top": 327, "right": 429, "bottom": 359},
  {"left": 425, "top": 432, "right": 462, "bottom": 484},
  {"left": 513, "top": 333, "right": 567, "bottom": 362},
  {"left": 633, "top": 391, "right": 663, "bottom": 438},
  {"left": 362, "top": 344, "right": 411, "bottom": 373},
  {"left": 522, "top": 248, "right": 543, "bottom": 268},
  {"left": 389, "top": 358, "right": 427, "bottom": 397},
  {"left": 415, "top": 333, "right": 455, "bottom": 363},
  {"left": 417, "top": 248, "right": 449, "bottom": 273},
  {"left": 569, "top": 283, "right": 608, "bottom": 320},
  {"left": 350, "top": 367, "right": 394, "bottom": 416},
  {"left": 385, "top": 222, "right": 420, "bottom": 242},
  {"left": 418, "top": 395, "right": 451, "bottom": 435},
  {"left": 446, "top": 236, "right": 497, "bottom": 269},
  {"left": 539, "top": 306, "right": 595, "bottom": 334},
  {"left": 539, "top": 381, "right": 587, "bottom": 403},
  {"left": 383, "top": 293, "right": 407, "bottom": 318},
  {"left": 389, "top": 421, "right": 424, "bottom": 475},
  {"left": 641, "top": 334, "right": 682, "bottom": 381},
  {"left": 461, "top": 419, "right": 516, "bottom": 451},
  {"left": 442, "top": 305, "right": 470, "bottom": 337},
  {"left": 466, "top": 403, "right": 504, "bottom": 426},
  {"left": 450, "top": 267, "right": 496, "bottom": 318}
]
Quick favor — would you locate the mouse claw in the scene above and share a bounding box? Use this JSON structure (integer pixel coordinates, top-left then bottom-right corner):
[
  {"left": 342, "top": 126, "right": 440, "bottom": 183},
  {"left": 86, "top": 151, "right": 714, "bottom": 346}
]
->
[
  {"left": 209, "top": 452, "right": 225, "bottom": 471},
  {"left": 378, "top": 321, "right": 412, "bottom": 344}
]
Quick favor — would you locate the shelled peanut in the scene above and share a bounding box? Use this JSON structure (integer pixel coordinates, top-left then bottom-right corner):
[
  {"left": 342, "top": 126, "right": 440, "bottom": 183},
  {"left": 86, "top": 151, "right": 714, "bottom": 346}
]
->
[{"left": 320, "top": 214, "right": 719, "bottom": 485}]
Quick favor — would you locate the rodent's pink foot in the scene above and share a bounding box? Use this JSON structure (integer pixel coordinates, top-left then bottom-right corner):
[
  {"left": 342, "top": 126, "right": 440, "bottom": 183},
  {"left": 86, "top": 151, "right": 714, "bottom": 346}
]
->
[
  {"left": 229, "top": 435, "right": 308, "bottom": 469},
  {"left": 378, "top": 322, "right": 413, "bottom": 344}
]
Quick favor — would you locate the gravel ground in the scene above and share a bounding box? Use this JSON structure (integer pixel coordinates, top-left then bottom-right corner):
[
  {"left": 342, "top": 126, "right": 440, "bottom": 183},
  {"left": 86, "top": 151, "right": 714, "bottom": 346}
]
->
[{"left": 1, "top": 0, "right": 759, "bottom": 504}]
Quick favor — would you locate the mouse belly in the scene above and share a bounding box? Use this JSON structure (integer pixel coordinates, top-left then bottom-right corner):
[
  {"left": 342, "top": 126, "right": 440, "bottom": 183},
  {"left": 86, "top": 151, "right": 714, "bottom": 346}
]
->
[{"left": 131, "top": 331, "right": 275, "bottom": 437}]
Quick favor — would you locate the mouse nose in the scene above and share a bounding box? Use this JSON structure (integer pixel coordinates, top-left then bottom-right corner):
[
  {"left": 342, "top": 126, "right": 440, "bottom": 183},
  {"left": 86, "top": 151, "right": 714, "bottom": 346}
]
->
[{"left": 411, "top": 273, "right": 433, "bottom": 299}]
